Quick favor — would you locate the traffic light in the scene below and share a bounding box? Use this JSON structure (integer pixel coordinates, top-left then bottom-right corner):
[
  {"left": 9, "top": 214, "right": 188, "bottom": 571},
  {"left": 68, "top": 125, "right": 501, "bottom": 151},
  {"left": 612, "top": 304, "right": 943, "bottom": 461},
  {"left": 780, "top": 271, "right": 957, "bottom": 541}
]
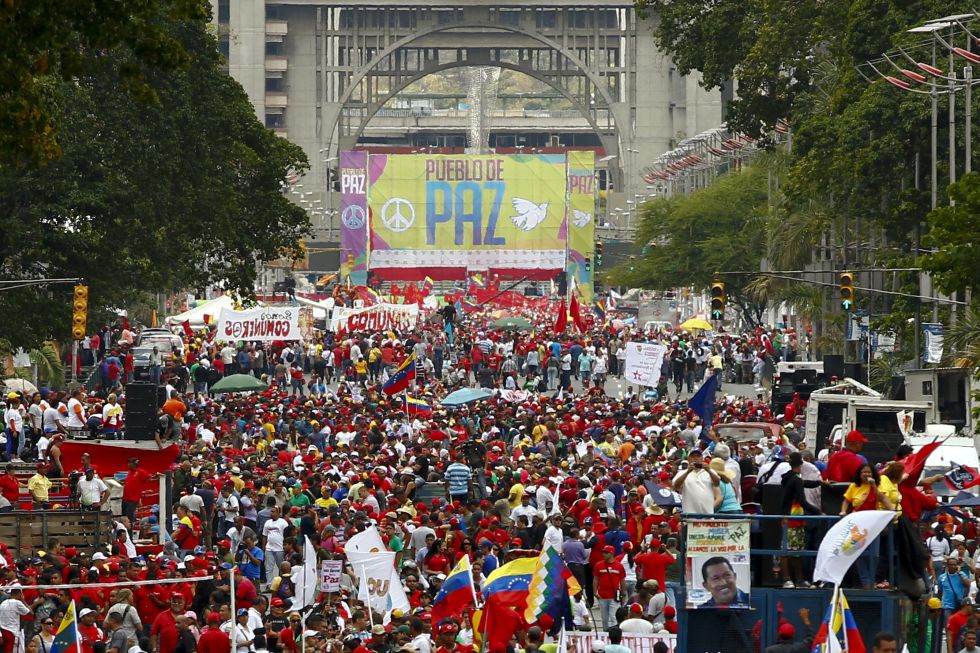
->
[
  {"left": 839, "top": 271, "right": 855, "bottom": 311},
  {"left": 584, "top": 257, "right": 591, "bottom": 272},
  {"left": 595, "top": 240, "right": 604, "bottom": 267},
  {"left": 710, "top": 279, "right": 726, "bottom": 320},
  {"left": 71, "top": 284, "right": 88, "bottom": 341}
]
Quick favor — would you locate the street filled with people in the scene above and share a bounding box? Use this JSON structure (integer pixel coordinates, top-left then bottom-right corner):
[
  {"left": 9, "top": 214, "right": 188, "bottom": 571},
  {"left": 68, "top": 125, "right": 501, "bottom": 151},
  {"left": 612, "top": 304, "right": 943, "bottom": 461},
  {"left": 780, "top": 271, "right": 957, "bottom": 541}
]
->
[{"left": 0, "top": 295, "right": 955, "bottom": 653}]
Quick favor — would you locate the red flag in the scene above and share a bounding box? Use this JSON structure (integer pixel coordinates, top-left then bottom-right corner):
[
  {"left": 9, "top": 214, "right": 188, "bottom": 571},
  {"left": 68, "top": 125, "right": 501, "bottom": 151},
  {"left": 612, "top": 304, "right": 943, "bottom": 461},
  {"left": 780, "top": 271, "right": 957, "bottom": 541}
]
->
[
  {"left": 570, "top": 294, "right": 587, "bottom": 332},
  {"left": 122, "top": 316, "right": 130, "bottom": 331},
  {"left": 478, "top": 594, "right": 526, "bottom": 653},
  {"left": 554, "top": 298, "right": 567, "bottom": 333},
  {"left": 202, "top": 314, "right": 211, "bottom": 326},
  {"left": 900, "top": 439, "right": 943, "bottom": 487},
  {"left": 181, "top": 320, "right": 193, "bottom": 338}
]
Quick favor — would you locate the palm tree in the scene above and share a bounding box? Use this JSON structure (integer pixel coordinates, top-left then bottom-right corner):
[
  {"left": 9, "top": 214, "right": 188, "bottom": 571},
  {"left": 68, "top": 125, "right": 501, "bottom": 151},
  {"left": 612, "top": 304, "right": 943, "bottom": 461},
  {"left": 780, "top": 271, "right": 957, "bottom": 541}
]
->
[{"left": 944, "top": 305, "right": 980, "bottom": 369}]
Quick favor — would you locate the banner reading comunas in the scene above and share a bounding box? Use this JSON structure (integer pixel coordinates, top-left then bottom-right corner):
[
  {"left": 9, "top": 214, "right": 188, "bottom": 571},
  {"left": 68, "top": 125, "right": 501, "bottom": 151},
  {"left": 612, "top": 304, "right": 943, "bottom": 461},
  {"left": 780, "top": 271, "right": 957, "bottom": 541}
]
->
[
  {"left": 367, "top": 153, "right": 568, "bottom": 270},
  {"left": 215, "top": 307, "right": 301, "bottom": 342}
]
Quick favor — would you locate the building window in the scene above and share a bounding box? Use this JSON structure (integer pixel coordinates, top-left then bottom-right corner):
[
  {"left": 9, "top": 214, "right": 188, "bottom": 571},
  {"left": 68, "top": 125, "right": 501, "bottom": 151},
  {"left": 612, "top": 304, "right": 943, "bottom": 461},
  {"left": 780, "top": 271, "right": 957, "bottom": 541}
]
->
[
  {"left": 536, "top": 10, "right": 556, "bottom": 28},
  {"left": 266, "top": 77, "right": 285, "bottom": 93},
  {"left": 266, "top": 41, "right": 284, "bottom": 56},
  {"left": 219, "top": 37, "right": 230, "bottom": 61},
  {"left": 218, "top": 0, "right": 230, "bottom": 23},
  {"left": 265, "top": 113, "right": 284, "bottom": 129}
]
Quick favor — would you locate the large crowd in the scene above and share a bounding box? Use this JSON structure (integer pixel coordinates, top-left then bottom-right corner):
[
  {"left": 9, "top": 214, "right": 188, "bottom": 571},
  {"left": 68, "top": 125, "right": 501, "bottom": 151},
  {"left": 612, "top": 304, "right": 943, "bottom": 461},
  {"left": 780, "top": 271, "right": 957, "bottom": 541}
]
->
[{"left": 0, "top": 297, "right": 964, "bottom": 653}]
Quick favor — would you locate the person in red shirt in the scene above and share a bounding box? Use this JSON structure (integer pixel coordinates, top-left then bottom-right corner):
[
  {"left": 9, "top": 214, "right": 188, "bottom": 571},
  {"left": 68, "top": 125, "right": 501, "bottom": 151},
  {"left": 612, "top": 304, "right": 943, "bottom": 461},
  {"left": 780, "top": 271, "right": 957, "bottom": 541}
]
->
[
  {"left": 0, "top": 465, "right": 20, "bottom": 512},
  {"left": 947, "top": 600, "right": 974, "bottom": 652},
  {"left": 633, "top": 538, "right": 675, "bottom": 590},
  {"left": 662, "top": 605, "right": 678, "bottom": 634},
  {"left": 151, "top": 593, "right": 187, "bottom": 653},
  {"left": 122, "top": 457, "right": 156, "bottom": 525},
  {"left": 592, "top": 545, "right": 626, "bottom": 630},
  {"left": 198, "top": 613, "right": 232, "bottom": 653},
  {"left": 77, "top": 608, "right": 105, "bottom": 653},
  {"left": 824, "top": 430, "right": 868, "bottom": 482}
]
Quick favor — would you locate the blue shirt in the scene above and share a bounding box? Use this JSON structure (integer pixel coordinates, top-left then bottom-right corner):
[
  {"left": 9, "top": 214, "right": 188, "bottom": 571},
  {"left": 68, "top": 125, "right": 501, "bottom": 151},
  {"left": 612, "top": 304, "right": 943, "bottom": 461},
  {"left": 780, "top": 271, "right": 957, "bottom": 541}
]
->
[
  {"left": 603, "top": 528, "right": 630, "bottom": 554},
  {"left": 239, "top": 545, "right": 264, "bottom": 580},
  {"left": 939, "top": 570, "right": 971, "bottom": 609}
]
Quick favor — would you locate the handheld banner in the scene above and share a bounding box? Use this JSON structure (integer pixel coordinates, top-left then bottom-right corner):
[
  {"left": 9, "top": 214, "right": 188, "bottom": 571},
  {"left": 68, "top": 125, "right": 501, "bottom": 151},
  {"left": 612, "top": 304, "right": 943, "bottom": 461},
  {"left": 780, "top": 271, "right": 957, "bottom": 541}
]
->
[{"left": 215, "top": 307, "right": 300, "bottom": 342}]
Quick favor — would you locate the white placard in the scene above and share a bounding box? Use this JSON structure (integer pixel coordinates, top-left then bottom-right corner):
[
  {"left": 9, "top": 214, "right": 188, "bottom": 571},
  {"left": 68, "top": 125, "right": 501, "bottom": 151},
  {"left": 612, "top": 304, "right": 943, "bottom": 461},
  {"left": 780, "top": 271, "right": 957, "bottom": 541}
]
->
[
  {"left": 215, "top": 307, "right": 301, "bottom": 341},
  {"left": 321, "top": 560, "right": 342, "bottom": 592},
  {"left": 623, "top": 342, "right": 668, "bottom": 388}
]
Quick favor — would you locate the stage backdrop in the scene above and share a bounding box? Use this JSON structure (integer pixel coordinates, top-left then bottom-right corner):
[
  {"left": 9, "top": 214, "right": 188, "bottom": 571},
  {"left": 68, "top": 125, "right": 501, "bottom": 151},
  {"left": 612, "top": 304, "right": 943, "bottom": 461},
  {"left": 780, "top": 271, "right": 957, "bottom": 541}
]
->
[
  {"left": 363, "top": 153, "right": 569, "bottom": 277},
  {"left": 566, "top": 150, "right": 597, "bottom": 303}
]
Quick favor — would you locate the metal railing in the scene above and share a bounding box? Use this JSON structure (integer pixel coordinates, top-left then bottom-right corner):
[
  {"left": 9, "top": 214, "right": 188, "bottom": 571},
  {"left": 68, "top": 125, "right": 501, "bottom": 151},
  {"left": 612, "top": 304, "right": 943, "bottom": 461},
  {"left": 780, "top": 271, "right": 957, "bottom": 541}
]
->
[{"left": 680, "top": 513, "right": 899, "bottom": 587}]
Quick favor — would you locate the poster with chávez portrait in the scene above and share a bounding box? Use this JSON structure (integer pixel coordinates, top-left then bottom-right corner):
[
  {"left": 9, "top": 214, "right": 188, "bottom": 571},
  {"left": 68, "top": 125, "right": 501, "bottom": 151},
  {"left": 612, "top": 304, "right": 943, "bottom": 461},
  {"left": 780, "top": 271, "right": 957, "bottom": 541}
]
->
[{"left": 685, "top": 519, "right": 751, "bottom": 609}]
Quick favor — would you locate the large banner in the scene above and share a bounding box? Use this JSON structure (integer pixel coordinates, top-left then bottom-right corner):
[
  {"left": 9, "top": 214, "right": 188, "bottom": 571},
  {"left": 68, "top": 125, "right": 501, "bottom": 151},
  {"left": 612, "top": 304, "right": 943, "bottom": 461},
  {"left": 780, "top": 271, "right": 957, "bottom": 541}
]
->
[
  {"left": 685, "top": 519, "right": 751, "bottom": 609},
  {"left": 367, "top": 153, "right": 568, "bottom": 270},
  {"left": 623, "top": 342, "right": 668, "bottom": 387},
  {"left": 330, "top": 302, "right": 420, "bottom": 333},
  {"left": 215, "top": 307, "right": 301, "bottom": 341},
  {"left": 566, "top": 151, "right": 596, "bottom": 303},
  {"left": 340, "top": 150, "right": 369, "bottom": 285}
]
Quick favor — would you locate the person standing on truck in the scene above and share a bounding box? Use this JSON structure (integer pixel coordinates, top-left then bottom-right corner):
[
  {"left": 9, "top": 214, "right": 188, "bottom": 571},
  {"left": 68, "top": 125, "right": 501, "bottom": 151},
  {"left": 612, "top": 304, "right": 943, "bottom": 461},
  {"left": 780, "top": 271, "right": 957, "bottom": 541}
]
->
[{"left": 824, "top": 430, "right": 868, "bottom": 482}]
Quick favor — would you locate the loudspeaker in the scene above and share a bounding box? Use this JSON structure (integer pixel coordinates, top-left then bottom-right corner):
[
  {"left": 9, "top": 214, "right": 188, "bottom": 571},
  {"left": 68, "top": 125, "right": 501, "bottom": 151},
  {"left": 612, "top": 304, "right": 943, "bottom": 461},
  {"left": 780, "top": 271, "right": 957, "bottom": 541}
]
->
[
  {"left": 157, "top": 385, "right": 168, "bottom": 407},
  {"left": 125, "top": 382, "right": 159, "bottom": 441},
  {"left": 823, "top": 354, "right": 844, "bottom": 379},
  {"left": 844, "top": 362, "right": 865, "bottom": 384}
]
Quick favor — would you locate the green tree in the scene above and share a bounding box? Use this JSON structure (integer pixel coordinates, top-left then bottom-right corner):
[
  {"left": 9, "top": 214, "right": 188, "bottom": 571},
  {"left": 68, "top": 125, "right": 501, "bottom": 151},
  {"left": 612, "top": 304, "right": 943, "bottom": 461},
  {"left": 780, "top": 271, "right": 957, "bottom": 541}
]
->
[
  {"left": 0, "top": 13, "right": 309, "bottom": 348},
  {"left": 0, "top": 0, "right": 208, "bottom": 166},
  {"left": 609, "top": 165, "right": 769, "bottom": 325},
  {"left": 922, "top": 172, "right": 980, "bottom": 295}
]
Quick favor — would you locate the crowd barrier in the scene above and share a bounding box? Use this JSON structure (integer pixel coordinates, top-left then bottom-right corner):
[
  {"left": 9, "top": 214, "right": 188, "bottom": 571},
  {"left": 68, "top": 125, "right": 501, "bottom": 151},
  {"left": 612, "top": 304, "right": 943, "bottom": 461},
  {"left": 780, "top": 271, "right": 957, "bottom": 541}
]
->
[{"left": 565, "top": 632, "right": 677, "bottom": 653}]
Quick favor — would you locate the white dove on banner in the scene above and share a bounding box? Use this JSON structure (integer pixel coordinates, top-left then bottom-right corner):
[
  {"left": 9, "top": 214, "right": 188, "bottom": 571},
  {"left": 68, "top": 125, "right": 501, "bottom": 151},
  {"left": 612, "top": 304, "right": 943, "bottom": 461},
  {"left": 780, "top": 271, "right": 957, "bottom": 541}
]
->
[
  {"left": 572, "top": 209, "right": 592, "bottom": 228},
  {"left": 510, "top": 198, "right": 549, "bottom": 231}
]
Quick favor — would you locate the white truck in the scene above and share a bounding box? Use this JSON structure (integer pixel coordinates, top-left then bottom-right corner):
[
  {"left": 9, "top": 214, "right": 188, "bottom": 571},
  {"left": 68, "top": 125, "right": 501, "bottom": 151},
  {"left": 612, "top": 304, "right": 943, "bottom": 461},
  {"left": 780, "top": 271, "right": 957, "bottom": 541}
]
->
[{"left": 804, "top": 378, "right": 933, "bottom": 466}]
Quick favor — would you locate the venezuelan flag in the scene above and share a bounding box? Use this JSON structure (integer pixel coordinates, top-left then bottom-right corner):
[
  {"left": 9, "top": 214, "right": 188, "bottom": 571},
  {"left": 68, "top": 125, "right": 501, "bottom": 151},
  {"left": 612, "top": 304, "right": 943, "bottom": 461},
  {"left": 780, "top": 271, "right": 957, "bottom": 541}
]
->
[
  {"left": 382, "top": 353, "right": 417, "bottom": 396},
  {"left": 422, "top": 276, "right": 434, "bottom": 293},
  {"left": 482, "top": 555, "right": 538, "bottom": 602},
  {"left": 431, "top": 555, "right": 477, "bottom": 623},
  {"left": 811, "top": 590, "right": 865, "bottom": 653},
  {"left": 366, "top": 288, "right": 382, "bottom": 305},
  {"left": 405, "top": 395, "right": 432, "bottom": 417},
  {"left": 469, "top": 273, "right": 485, "bottom": 289},
  {"left": 51, "top": 600, "right": 80, "bottom": 653}
]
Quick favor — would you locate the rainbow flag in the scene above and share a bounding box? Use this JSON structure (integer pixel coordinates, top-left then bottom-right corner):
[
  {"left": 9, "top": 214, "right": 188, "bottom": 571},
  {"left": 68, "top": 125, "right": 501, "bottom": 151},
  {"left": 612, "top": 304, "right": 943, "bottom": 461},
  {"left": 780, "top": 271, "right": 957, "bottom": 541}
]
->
[
  {"left": 50, "top": 600, "right": 80, "bottom": 653},
  {"left": 422, "top": 276, "right": 434, "bottom": 293},
  {"left": 382, "top": 353, "right": 417, "bottom": 395},
  {"left": 811, "top": 589, "right": 865, "bottom": 653},
  {"left": 405, "top": 395, "right": 432, "bottom": 417},
  {"left": 593, "top": 300, "right": 607, "bottom": 324},
  {"left": 431, "top": 555, "right": 477, "bottom": 623},
  {"left": 524, "top": 545, "right": 581, "bottom": 628}
]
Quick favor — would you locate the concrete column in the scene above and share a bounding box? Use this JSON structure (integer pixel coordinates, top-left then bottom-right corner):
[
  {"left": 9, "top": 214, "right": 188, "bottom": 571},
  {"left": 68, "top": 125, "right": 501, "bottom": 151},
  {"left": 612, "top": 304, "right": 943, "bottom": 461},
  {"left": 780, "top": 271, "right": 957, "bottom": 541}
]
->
[{"left": 228, "top": 0, "right": 267, "bottom": 118}]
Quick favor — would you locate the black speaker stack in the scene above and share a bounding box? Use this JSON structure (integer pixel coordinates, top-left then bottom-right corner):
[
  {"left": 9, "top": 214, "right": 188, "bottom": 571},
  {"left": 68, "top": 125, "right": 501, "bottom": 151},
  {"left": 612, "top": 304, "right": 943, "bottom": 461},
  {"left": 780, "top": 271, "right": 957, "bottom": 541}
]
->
[{"left": 125, "top": 382, "right": 159, "bottom": 441}]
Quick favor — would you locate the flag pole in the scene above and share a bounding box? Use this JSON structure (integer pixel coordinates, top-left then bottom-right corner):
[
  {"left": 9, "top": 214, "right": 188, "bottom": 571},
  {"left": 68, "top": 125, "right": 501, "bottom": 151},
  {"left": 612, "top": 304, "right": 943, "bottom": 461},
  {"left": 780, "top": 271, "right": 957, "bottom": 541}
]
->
[{"left": 362, "top": 564, "right": 375, "bottom": 628}]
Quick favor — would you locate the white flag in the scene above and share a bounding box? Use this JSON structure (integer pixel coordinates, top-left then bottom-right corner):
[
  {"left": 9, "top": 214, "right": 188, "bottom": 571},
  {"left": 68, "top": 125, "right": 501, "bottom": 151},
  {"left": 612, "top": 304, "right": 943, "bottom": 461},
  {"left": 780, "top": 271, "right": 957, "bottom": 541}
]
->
[
  {"left": 353, "top": 551, "right": 410, "bottom": 618},
  {"left": 896, "top": 410, "right": 914, "bottom": 438},
  {"left": 290, "top": 536, "right": 319, "bottom": 609},
  {"left": 813, "top": 510, "right": 894, "bottom": 585},
  {"left": 345, "top": 526, "right": 387, "bottom": 555}
]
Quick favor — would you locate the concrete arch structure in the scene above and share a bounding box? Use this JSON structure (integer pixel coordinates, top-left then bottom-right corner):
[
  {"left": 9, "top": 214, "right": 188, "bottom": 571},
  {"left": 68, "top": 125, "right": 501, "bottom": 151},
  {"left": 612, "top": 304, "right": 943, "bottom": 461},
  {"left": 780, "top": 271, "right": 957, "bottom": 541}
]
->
[{"left": 345, "top": 60, "right": 617, "bottom": 155}]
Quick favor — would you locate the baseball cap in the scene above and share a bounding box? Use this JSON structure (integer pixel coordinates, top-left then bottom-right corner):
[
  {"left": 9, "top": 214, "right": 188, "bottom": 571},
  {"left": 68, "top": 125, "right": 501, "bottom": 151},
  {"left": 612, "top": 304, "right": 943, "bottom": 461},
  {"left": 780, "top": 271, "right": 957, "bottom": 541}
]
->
[
  {"left": 602, "top": 545, "right": 615, "bottom": 554},
  {"left": 271, "top": 597, "right": 286, "bottom": 607},
  {"left": 846, "top": 430, "right": 868, "bottom": 443},
  {"left": 928, "top": 597, "right": 942, "bottom": 609},
  {"left": 78, "top": 608, "right": 95, "bottom": 618},
  {"left": 778, "top": 624, "right": 795, "bottom": 639}
]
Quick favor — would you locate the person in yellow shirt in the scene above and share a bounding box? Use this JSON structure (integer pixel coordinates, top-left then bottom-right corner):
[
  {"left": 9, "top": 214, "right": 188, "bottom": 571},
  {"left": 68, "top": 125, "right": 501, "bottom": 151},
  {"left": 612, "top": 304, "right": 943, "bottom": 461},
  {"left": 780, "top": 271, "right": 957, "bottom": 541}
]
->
[
  {"left": 354, "top": 358, "right": 368, "bottom": 382},
  {"left": 597, "top": 432, "right": 619, "bottom": 458},
  {"left": 229, "top": 467, "right": 246, "bottom": 492},
  {"left": 28, "top": 462, "right": 54, "bottom": 509},
  {"left": 878, "top": 461, "right": 904, "bottom": 517},
  {"left": 531, "top": 419, "right": 548, "bottom": 444}
]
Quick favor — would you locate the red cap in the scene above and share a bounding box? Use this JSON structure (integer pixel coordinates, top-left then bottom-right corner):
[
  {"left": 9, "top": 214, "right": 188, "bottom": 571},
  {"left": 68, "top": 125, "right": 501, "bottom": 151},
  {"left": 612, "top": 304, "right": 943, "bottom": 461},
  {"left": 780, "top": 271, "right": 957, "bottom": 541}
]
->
[
  {"left": 271, "top": 597, "right": 285, "bottom": 607},
  {"left": 663, "top": 606, "right": 676, "bottom": 618},
  {"left": 778, "top": 624, "right": 795, "bottom": 639},
  {"left": 846, "top": 430, "right": 868, "bottom": 443},
  {"left": 208, "top": 613, "right": 221, "bottom": 624},
  {"left": 629, "top": 603, "right": 643, "bottom": 614},
  {"left": 602, "top": 545, "right": 616, "bottom": 554},
  {"left": 650, "top": 538, "right": 662, "bottom": 548}
]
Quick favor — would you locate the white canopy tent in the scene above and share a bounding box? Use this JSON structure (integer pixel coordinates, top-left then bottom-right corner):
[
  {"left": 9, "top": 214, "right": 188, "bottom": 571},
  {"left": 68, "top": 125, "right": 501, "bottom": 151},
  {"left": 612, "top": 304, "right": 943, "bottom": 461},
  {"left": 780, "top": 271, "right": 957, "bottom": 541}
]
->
[{"left": 165, "top": 295, "right": 235, "bottom": 327}]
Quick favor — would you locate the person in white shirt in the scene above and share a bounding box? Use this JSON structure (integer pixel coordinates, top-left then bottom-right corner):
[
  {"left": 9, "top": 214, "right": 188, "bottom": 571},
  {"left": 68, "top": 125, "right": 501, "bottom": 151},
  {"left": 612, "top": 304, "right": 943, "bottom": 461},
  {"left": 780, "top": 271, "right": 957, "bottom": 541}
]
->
[
  {"left": 672, "top": 449, "right": 720, "bottom": 515},
  {"left": 65, "top": 389, "right": 87, "bottom": 429},
  {"left": 542, "top": 514, "right": 564, "bottom": 552},
  {"left": 0, "top": 586, "right": 39, "bottom": 652},
  {"left": 619, "top": 603, "right": 655, "bottom": 633},
  {"left": 4, "top": 394, "right": 24, "bottom": 461},
  {"left": 102, "top": 393, "right": 124, "bottom": 440},
  {"left": 76, "top": 468, "right": 109, "bottom": 509},
  {"left": 262, "top": 505, "right": 290, "bottom": 587},
  {"left": 757, "top": 453, "right": 792, "bottom": 486}
]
